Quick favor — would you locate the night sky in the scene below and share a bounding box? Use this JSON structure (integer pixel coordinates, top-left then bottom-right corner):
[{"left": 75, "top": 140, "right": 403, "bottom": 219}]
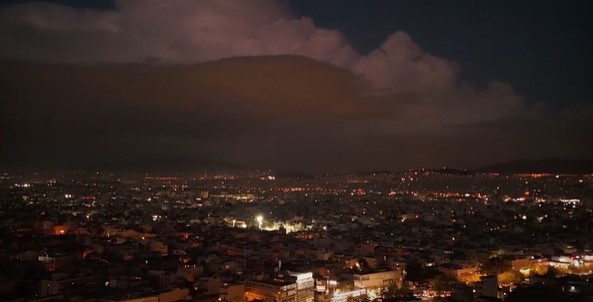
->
[{"left": 1, "top": 0, "right": 592, "bottom": 172}]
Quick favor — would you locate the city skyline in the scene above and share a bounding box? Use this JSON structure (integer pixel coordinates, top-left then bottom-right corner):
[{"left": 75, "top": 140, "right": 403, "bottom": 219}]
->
[{"left": 1, "top": 0, "right": 592, "bottom": 173}]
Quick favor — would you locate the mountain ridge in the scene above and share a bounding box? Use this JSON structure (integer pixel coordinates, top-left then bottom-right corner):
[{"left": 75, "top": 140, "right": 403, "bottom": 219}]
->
[{"left": 476, "top": 158, "right": 593, "bottom": 174}]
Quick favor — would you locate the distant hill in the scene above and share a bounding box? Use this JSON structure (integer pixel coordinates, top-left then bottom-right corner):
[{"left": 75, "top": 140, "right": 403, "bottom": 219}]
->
[
  {"left": 399, "top": 168, "right": 473, "bottom": 176},
  {"left": 84, "top": 156, "right": 245, "bottom": 174},
  {"left": 477, "top": 159, "right": 593, "bottom": 174}
]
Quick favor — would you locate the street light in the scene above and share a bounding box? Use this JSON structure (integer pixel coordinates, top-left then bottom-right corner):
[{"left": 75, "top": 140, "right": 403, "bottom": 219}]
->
[{"left": 256, "top": 215, "right": 263, "bottom": 229}]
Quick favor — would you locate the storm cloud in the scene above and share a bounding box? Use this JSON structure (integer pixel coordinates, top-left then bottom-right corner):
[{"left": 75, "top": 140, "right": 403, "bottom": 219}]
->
[{"left": 0, "top": 0, "right": 591, "bottom": 172}]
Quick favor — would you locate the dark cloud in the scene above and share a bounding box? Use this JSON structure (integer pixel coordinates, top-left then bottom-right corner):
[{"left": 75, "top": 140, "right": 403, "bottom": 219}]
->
[
  {"left": 0, "top": 57, "right": 372, "bottom": 169},
  {"left": 0, "top": 0, "right": 591, "bottom": 172},
  {"left": 0, "top": 0, "right": 512, "bottom": 99},
  {"left": 2, "top": 58, "right": 592, "bottom": 172}
]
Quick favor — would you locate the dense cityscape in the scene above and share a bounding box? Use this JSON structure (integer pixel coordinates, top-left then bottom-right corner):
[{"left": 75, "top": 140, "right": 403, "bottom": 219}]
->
[
  {"left": 2, "top": 0, "right": 593, "bottom": 302},
  {"left": 1, "top": 169, "right": 592, "bottom": 301}
]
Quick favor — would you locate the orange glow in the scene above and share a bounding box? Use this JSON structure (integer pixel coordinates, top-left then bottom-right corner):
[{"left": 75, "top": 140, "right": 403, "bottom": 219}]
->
[{"left": 53, "top": 225, "right": 68, "bottom": 235}]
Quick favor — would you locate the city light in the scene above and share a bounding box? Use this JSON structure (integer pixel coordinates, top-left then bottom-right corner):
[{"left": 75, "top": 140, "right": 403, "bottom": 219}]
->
[
  {"left": 1, "top": 157, "right": 592, "bottom": 301},
  {"left": 0, "top": 1, "right": 590, "bottom": 301}
]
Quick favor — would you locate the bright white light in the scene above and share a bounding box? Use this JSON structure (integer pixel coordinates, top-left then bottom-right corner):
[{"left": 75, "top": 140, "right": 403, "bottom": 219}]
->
[{"left": 256, "top": 215, "right": 263, "bottom": 229}]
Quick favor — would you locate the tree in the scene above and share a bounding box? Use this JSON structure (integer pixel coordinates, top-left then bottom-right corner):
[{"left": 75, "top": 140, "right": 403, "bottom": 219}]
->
[
  {"left": 381, "top": 282, "right": 412, "bottom": 300},
  {"left": 481, "top": 257, "right": 504, "bottom": 276},
  {"left": 398, "top": 282, "right": 412, "bottom": 295},
  {"left": 542, "top": 265, "right": 562, "bottom": 278},
  {"left": 381, "top": 282, "right": 400, "bottom": 299},
  {"left": 347, "top": 294, "right": 370, "bottom": 302},
  {"left": 431, "top": 274, "right": 454, "bottom": 292},
  {"left": 404, "top": 259, "right": 425, "bottom": 282},
  {"left": 528, "top": 262, "right": 548, "bottom": 276},
  {"left": 497, "top": 270, "right": 523, "bottom": 286}
]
